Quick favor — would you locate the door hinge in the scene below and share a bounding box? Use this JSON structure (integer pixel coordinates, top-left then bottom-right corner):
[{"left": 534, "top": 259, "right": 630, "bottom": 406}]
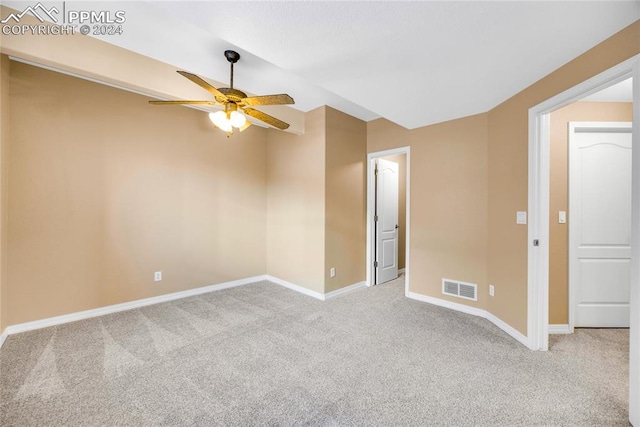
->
[
  {"left": 375, "top": 167, "right": 378, "bottom": 176},
  {"left": 374, "top": 215, "right": 378, "bottom": 222},
  {"left": 533, "top": 239, "right": 540, "bottom": 247},
  {"left": 374, "top": 261, "right": 378, "bottom": 268}
]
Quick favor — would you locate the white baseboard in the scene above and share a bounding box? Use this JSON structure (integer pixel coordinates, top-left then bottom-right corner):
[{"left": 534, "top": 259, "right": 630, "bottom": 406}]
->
[
  {"left": 266, "top": 275, "right": 325, "bottom": 300},
  {"left": 0, "top": 274, "right": 367, "bottom": 349},
  {"left": 0, "top": 275, "right": 265, "bottom": 349},
  {"left": 0, "top": 329, "right": 7, "bottom": 349},
  {"left": 485, "top": 312, "right": 530, "bottom": 347},
  {"left": 408, "top": 292, "right": 486, "bottom": 317},
  {"left": 265, "top": 276, "right": 365, "bottom": 301},
  {"left": 549, "top": 324, "right": 571, "bottom": 334},
  {"left": 324, "top": 281, "right": 366, "bottom": 300},
  {"left": 407, "top": 292, "right": 530, "bottom": 349}
]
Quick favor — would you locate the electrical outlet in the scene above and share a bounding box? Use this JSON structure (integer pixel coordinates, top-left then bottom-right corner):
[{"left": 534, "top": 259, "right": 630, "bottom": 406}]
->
[
  {"left": 489, "top": 284, "right": 494, "bottom": 297},
  {"left": 154, "top": 271, "right": 162, "bottom": 282},
  {"left": 330, "top": 267, "right": 336, "bottom": 278}
]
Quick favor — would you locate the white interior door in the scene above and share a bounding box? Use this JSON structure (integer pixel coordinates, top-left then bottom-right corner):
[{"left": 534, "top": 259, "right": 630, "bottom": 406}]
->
[
  {"left": 375, "top": 159, "right": 399, "bottom": 285},
  {"left": 570, "top": 122, "right": 632, "bottom": 328}
]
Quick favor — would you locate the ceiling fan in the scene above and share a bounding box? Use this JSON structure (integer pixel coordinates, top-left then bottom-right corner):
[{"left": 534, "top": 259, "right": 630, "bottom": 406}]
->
[{"left": 149, "top": 50, "right": 295, "bottom": 136}]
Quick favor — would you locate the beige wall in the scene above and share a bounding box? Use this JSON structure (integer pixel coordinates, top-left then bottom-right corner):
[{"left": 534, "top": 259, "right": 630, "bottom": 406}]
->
[
  {"left": 3, "top": 66, "right": 368, "bottom": 328},
  {"left": 381, "top": 154, "right": 407, "bottom": 270},
  {"left": 549, "top": 101, "right": 633, "bottom": 325},
  {"left": 2, "top": 20, "right": 637, "bottom": 338},
  {"left": 6, "top": 61, "right": 268, "bottom": 326},
  {"left": 368, "top": 114, "right": 489, "bottom": 309},
  {"left": 324, "top": 107, "right": 367, "bottom": 292},
  {"left": 0, "top": 55, "right": 9, "bottom": 332},
  {"left": 366, "top": 19, "right": 637, "bottom": 335},
  {"left": 266, "top": 108, "right": 326, "bottom": 293},
  {"left": 267, "top": 106, "right": 367, "bottom": 294},
  {"left": 487, "top": 21, "right": 639, "bottom": 334}
]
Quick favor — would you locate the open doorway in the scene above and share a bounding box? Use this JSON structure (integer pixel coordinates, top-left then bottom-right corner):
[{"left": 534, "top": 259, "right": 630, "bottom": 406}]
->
[
  {"left": 527, "top": 54, "right": 638, "bottom": 425},
  {"left": 547, "top": 82, "right": 633, "bottom": 423},
  {"left": 366, "top": 147, "right": 410, "bottom": 295},
  {"left": 546, "top": 81, "right": 634, "bottom": 333}
]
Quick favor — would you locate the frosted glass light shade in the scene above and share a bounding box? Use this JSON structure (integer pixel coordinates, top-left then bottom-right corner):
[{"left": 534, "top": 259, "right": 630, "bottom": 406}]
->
[
  {"left": 209, "top": 111, "right": 225, "bottom": 125},
  {"left": 230, "top": 111, "right": 246, "bottom": 127},
  {"left": 209, "top": 111, "right": 232, "bottom": 132}
]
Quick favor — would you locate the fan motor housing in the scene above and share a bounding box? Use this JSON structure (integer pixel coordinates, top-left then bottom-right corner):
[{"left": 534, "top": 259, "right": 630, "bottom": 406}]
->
[{"left": 217, "top": 87, "right": 247, "bottom": 103}]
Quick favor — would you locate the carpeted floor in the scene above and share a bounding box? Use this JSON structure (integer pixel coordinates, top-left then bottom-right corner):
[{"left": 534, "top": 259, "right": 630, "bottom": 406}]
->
[{"left": 0, "top": 276, "right": 629, "bottom": 426}]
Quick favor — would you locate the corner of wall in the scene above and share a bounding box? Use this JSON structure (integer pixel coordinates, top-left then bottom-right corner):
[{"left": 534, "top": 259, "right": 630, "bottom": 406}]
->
[
  {"left": 265, "top": 107, "right": 326, "bottom": 294},
  {"left": 324, "top": 107, "right": 367, "bottom": 293},
  {"left": 0, "top": 54, "right": 10, "bottom": 334}
]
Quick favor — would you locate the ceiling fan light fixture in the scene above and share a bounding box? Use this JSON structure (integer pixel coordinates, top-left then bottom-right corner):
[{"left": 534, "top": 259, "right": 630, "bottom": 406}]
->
[
  {"left": 210, "top": 108, "right": 247, "bottom": 132},
  {"left": 230, "top": 110, "right": 247, "bottom": 127},
  {"left": 209, "top": 110, "right": 225, "bottom": 125},
  {"left": 209, "top": 111, "right": 232, "bottom": 132},
  {"left": 150, "top": 50, "right": 294, "bottom": 135}
]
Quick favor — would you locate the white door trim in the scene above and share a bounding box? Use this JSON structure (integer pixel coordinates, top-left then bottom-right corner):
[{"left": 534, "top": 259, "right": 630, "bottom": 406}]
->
[
  {"left": 366, "top": 147, "right": 410, "bottom": 296},
  {"left": 527, "top": 53, "right": 638, "bottom": 426},
  {"left": 631, "top": 55, "right": 640, "bottom": 427},
  {"left": 568, "top": 121, "right": 633, "bottom": 331}
]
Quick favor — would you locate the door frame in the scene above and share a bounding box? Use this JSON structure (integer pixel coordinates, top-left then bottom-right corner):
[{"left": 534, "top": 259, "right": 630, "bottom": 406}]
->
[
  {"left": 366, "top": 147, "right": 411, "bottom": 296},
  {"left": 527, "top": 53, "right": 639, "bottom": 425},
  {"left": 568, "top": 121, "right": 633, "bottom": 332}
]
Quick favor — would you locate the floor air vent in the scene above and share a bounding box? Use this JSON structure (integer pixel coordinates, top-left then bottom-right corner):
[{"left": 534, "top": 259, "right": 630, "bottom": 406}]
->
[{"left": 442, "top": 278, "right": 477, "bottom": 301}]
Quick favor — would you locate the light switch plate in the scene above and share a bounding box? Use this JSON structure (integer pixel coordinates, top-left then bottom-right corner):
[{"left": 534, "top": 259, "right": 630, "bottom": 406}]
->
[
  {"left": 559, "top": 211, "right": 566, "bottom": 224},
  {"left": 516, "top": 211, "right": 527, "bottom": 225}
]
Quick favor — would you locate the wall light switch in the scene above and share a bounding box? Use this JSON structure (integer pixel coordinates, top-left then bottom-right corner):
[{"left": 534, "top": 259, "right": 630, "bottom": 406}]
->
[
  {"left": 489, "top": 284, "right": 495, "bottom": 297},
  {"left": 330, "top": 268, "right": 336, "bottom": 278},
  {"left": 559, "top": 211, "right": 566, "bottom": 224},
  {"left": 516, "top": 211, "right": 527, "bottom": 225}
]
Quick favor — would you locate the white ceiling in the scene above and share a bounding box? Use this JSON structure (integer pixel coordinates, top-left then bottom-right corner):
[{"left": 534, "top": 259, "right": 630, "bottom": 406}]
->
[{"left": 6, "top": 1, "right": 639, "bottom": 129}]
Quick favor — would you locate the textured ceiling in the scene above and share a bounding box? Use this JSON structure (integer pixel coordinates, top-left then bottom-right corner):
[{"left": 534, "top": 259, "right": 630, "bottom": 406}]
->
[{"left": 6, "top": 1, "right": 639, "bottom": 129}]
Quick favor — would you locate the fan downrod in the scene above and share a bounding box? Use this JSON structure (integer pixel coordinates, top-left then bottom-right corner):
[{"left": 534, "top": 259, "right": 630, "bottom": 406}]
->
[{"left": 225, "top": 50, "right": 240, "bottom": 89}]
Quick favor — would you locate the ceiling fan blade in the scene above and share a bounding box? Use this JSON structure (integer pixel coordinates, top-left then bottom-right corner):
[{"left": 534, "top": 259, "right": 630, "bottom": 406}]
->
[
  {"left": 177, "top": 71, "right": 228, "bottom": 101},
  {"left": 243, "top": 108, "right": 290, "bottom": 130},
  {"left": 149, "top": 100, "right": 218, "bottom": 105},
  {"left": 242, "top": 94, "right": 294, "bottom": 107}
]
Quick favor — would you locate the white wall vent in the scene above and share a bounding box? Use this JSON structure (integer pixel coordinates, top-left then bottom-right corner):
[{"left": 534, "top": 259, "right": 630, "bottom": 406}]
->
[{"left": 442, "top": 278, "right": 477, "bottom": 301}]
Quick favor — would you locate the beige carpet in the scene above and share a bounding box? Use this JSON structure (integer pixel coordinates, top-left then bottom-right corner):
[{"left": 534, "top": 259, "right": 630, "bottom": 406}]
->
[{"left": 0, "top": 276, "right": 629, "bottom": 426}]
